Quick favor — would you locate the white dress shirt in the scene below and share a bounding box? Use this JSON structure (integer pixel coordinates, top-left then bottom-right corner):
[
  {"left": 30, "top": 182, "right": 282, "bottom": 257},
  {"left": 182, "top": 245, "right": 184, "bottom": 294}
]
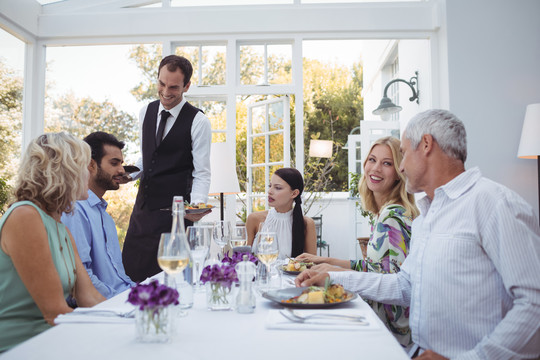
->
[
  {"left": 131, "top": 98, "right": 212, "bottom": 204},
  {"left": 331, "top": 167, "right": 540, "bottom": 360}
]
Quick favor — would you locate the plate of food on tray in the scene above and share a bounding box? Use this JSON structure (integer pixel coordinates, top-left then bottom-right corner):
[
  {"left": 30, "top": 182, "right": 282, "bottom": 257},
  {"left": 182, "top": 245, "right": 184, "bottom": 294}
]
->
[
  {"left": 184, "top": 203, "right": 214, "bottom": 214},
  {"left": 262, "top": 282, "right": 357, "bottom": 308}
]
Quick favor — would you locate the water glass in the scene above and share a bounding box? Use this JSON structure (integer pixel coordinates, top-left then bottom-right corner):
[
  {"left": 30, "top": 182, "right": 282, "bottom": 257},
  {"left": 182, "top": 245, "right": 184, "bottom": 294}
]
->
[
  {"left": 213, "top": 220, "right": 232, "bottom": 259},
  {"left": 186, "top": 225, "right": 212, "bottom": 292}
]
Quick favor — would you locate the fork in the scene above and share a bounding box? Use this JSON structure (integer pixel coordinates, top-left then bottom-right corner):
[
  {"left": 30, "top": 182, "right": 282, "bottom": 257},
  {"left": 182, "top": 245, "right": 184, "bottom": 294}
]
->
[
  {"left": 280, "top": 308, "right": 368, "bottom": 325},
  {"left": 71, "top": 308, "right": 136, "bottom": 318}
]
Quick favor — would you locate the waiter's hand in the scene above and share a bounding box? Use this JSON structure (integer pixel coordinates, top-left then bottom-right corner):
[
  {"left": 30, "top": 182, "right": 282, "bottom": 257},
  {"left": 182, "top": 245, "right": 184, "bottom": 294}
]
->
[
  {"left": 185, "top": 209, "right": 212, "bottom": 223},
  {"left": 415, "top": 350, "right": 448, "bottom": 360}
]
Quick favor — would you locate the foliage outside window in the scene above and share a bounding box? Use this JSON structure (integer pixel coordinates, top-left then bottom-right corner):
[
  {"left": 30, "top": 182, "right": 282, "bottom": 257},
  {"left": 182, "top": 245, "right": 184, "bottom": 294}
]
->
[
  {"left": 175, "top": 45, "right": 226, "bottom": 86},
  {"left": 239, "top": 44, "right": 292, "bottom": 85}
]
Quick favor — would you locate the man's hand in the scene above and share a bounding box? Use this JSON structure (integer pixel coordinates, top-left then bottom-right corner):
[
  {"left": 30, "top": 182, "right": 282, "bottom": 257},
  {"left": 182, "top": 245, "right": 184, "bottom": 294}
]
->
[
  {"left": 311, "top": 263, "right": 348, "bottom": 272},
  {"left": 294, "top": 269, "right": 330, "bottom": 287},
  {"left": 415, "top": 350, "right": 448, "bottom": 360},
  {"left": 185, "top": 209, "right": 212, "bottom": 223}
]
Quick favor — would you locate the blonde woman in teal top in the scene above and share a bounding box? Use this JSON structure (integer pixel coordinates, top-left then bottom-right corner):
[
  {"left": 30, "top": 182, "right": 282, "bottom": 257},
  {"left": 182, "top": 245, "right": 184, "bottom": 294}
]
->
[{"left": 0, "top": 133, "right": 105, "bottom": 352}]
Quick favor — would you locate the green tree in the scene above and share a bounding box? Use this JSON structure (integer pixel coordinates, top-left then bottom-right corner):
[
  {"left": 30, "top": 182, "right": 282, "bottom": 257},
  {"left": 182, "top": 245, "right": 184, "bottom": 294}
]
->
[
  {"left": 129, "top": 44, "right": 162, "bottom": 102},
  {"left": 46, "top": 92, "right": 138, "bottom": 151},
  {"left": 45, "top": 91, "right": 138, "bottom": 243},
  {"left": 0, "top": 59, "right": 23, "bottom": 182},
  {"left": 300, "top": 59, "right": 363, "bottom": 193}
]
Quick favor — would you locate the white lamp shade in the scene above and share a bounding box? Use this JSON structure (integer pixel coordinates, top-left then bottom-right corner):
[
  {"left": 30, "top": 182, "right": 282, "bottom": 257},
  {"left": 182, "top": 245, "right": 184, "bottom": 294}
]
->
[
  {"left": 518, "top": 103, "right": 540, "bottom": 159},
  {"left": 208, "top": 142, "right": 241, "bottom": 195},
  {"left": 309, "top": 139, "right": 333, "bottom": 158}
]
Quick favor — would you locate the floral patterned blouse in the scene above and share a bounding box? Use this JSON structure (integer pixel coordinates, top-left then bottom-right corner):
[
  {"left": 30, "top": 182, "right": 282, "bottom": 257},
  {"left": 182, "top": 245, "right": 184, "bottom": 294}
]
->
[{"left": 351, "top": 204, "right": 413, "bottom": 349}]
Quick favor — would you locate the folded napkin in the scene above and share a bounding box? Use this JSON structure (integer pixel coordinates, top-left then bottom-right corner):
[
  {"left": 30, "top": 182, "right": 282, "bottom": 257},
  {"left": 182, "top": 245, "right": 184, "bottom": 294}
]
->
[
  {"left": 265, "top": 308, "right": 380, "bottom": 331},
  {"left": 54, "top": 307, "right": 135, "bottom": 325}
]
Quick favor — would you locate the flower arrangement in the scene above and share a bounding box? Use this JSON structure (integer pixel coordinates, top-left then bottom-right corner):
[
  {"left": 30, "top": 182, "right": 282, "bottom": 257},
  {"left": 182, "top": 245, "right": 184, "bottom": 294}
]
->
[
  {"left": 127, "top": 280, "right": 179, "bottom": 342},
  {"left": 200, "top": 252, "right": 258, "bottom": 310}
]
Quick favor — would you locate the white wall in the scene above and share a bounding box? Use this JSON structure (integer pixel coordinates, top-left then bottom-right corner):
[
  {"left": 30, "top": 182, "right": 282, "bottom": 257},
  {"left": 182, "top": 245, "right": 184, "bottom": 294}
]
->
[{"left": 445, "top": 0, "right": 540, "bottom": 216}]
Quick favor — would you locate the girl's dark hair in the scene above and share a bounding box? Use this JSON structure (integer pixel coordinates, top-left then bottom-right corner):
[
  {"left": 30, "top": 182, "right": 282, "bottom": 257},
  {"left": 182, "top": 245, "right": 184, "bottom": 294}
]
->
[{"left": 274, "top": 167, "right": 305, "bottom": 257}]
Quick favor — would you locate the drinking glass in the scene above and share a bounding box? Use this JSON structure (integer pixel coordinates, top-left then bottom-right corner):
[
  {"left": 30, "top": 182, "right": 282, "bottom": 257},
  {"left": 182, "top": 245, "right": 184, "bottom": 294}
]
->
[
  {"left": 212, "top": 220, "right": 232, "bottom": 259},
  {"left": 230, "top": 226, "right": 248, "bottom": 248},
  {"left": 186, "top": 225, "right": 212, "bottom": 292},
  {"left": 253, "top": 231, "right": 279, "bottom": 292},
  {"left": 157, "top": 232, "right": 190, "bottom": 316}
]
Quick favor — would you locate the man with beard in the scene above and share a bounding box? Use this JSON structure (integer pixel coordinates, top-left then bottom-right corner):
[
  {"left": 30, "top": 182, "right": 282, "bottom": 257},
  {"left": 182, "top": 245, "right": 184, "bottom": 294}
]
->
[{"left": 62, "top": 132, "right": 134, "bottom": 299}]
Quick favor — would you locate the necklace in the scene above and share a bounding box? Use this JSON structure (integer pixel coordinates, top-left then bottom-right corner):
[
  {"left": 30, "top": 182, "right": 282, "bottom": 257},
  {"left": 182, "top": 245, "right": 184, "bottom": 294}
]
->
[{"left": 55, "top": 221, "right": 77, "bottom": 297}]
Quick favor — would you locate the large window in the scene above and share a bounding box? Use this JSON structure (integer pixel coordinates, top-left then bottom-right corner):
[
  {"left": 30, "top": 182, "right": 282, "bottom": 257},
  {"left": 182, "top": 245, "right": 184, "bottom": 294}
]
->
[
  {"left": 239, "top": 43, "right": 292, "bottom": 85},
  {"left": 175, "top": 45, "right": 227, "bottom": 86},
  {"left": 246, "top": 96, "right": 291, "bottom": 212}
]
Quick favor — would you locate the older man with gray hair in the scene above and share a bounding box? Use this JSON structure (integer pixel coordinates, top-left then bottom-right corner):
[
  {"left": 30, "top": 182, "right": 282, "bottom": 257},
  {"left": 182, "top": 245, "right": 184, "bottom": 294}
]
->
[{"left": 296, "top": 109, "right": 540, "bottom": 360}]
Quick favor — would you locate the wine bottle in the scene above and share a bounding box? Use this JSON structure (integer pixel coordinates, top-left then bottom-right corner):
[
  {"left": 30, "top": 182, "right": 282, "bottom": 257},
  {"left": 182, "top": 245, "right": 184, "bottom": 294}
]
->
[{"left": 170, "top": 196, "right": 193, "bottom": 309}]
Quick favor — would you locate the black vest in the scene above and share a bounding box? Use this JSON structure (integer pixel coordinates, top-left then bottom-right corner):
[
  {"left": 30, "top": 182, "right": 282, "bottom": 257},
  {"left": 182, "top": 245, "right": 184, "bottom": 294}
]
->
[{"left": 136, "top": 100, "right": 201, "bottom": 211}]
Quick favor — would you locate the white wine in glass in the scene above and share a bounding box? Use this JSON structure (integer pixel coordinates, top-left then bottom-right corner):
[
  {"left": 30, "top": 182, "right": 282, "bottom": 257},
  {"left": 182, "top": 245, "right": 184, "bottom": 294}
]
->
[
  {"left": 230, "top": 226, "right": 248, "bottom": 248},
  {"left": 157, "top": 256, "right": 189, "bottom": 275},
  {"left": 157, "top": 232, "right": 190, "bottom": 316},
  {"left": 254, "top": 231, "right": 279, "bottom": 292}
]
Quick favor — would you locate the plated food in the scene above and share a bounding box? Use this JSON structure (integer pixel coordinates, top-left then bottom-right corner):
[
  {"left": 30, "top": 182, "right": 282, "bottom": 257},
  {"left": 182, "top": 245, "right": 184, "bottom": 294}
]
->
[
  {"left": 282, "top": 284, "right": 352, "bottom": 305},
  {"left": 262, "top": 284, "right": 357, "bottom": 309},
  {"left": 185, "top": 203, "right": 214, "bottom": 214},
  {"left": 280, "top": 258, "right": 314, "bottom": 274}
]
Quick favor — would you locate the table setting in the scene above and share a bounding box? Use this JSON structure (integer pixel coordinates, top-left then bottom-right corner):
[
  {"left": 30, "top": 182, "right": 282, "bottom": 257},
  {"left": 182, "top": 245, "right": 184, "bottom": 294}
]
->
[{"left": 0, "top": 220, "right": 409, "bottom": 360}]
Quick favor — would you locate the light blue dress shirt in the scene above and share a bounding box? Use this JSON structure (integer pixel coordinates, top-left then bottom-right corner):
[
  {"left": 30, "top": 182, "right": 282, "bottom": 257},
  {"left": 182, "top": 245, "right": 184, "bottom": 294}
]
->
[
  {"left": 331, "top": 168, "right": 540, "bottom": 359},
  {"left": 62, "top": 190, "right": 134, "bottom": 298}
]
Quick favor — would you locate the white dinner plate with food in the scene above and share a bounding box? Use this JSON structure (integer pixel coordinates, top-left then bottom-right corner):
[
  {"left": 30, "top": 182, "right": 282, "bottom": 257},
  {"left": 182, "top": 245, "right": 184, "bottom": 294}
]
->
[
  {"left": 185, "top": 205, "right": 214, "bottom": 214},
  {"left": 262, "top": 286, "right": 357, "bottom": 308}
]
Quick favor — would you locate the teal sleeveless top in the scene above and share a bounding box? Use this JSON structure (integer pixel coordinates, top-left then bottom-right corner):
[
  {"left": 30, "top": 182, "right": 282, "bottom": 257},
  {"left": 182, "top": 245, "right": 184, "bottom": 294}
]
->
[{"left": 0, "top": 201, "right": 76, "bottom": 352}]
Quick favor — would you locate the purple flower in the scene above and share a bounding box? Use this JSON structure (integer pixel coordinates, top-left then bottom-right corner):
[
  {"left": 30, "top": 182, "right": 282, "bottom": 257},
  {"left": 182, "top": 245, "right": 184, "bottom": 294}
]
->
[
  {"left": 200, "top": 252, "right": 257, "bottom": 287},
  {"left": 127, "top": 280, "right": 179, "bottom": 310}
]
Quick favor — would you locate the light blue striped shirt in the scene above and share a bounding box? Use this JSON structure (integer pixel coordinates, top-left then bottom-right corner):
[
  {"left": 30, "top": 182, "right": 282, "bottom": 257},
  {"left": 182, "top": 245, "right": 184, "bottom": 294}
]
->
[
  {"left": 62, "top": 190, "right": 134, "bottom": 298},
  {"left": 331, "top": 168, "right": 540, "bottom": 359}
]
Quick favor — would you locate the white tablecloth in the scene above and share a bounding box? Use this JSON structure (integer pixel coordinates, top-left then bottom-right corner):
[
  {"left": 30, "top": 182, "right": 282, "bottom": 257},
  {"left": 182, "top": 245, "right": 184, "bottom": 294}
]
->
[{"left": 0, "top": 274, "right": 409, "bottom": 360}]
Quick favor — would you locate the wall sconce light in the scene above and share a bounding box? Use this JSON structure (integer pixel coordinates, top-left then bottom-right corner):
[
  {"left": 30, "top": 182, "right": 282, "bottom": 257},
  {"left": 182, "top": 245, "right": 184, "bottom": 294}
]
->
[
  {"left": 309, "top": 139, "right": 333, "bottom": 158},
  {"left": 372, "top": 71, "right": 419, "bottom": 118},
  {"left": 517, "top": 103, "right": 540, "bottom": 223}
]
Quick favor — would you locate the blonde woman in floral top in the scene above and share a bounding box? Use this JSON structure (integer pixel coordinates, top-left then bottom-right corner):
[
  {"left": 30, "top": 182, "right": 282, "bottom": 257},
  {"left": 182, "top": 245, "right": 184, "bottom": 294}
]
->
[{"left": 296, "top": 136, "right": 419, "bottom": 350}]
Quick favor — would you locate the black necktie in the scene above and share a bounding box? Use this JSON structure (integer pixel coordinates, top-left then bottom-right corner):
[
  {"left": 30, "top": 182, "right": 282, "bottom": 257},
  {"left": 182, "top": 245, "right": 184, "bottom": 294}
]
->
[{"left": 156, "top": 110, "right": 170, "bottom": 147}]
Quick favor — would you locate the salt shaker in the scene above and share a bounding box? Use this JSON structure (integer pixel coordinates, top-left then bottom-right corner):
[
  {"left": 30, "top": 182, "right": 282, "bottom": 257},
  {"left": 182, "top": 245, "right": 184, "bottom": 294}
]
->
[{"left": 235, "top": 255, "right": 256, "bottom": 313}]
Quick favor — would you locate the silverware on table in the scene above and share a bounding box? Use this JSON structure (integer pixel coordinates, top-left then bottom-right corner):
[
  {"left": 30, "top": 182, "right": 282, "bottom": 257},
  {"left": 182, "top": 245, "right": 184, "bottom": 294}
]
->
[
  {"left": 280, "top": 308, "right": 368, "bottom": 325},
  {"left": 70, "top": 308, "right": 136, "bottom": 318}
]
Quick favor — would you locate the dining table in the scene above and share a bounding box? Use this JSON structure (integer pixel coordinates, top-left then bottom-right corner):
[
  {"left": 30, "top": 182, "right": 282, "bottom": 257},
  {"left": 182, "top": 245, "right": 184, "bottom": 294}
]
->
[{"left": 0, "top": 273, "right": 409, "bottom": 360}]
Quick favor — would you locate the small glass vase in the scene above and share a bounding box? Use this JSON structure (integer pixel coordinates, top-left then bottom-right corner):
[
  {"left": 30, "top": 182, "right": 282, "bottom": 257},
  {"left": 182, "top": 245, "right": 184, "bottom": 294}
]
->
[
  {"left": 205, "top": 282, "right": 235, "bottom": 311},
  {"left": 135, "top": 306, "right": 172, "bottom": 343}
]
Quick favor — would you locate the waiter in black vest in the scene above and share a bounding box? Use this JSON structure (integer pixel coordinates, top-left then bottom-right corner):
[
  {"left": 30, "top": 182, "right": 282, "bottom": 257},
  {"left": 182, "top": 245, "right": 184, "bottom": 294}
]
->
[{"left": 121, "top": 55, "right": 212, "bottom": 282}]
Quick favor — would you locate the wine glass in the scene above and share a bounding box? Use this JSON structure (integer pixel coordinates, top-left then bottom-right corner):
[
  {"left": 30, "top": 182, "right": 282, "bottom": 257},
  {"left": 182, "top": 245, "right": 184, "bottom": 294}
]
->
[
  {"left": 157, "top": 232, "right": 190, "bottom": 316},
  {"left": 212, "top": 220, "right": 232, "bottom": 259},
  {"left": 230, "top": 226, "right": 248, "bottom": 248},
  {"left": 186, "top": 225, "right": 211, "bottom": 292},
  {"left": 253, "top": 231, "right": 279, "bottom": 292}
]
